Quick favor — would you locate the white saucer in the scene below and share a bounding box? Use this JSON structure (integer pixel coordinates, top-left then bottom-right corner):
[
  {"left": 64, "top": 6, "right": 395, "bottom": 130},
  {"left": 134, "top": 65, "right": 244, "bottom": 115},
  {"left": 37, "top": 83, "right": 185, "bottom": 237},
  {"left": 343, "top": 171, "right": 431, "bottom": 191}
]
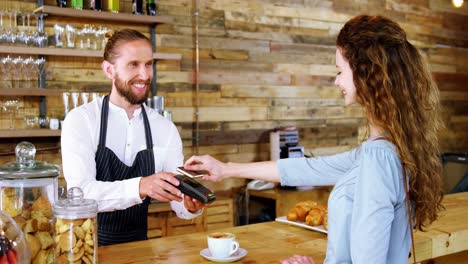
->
[{"left": 200, "top": 248, "right": 248, "bottom": 263}]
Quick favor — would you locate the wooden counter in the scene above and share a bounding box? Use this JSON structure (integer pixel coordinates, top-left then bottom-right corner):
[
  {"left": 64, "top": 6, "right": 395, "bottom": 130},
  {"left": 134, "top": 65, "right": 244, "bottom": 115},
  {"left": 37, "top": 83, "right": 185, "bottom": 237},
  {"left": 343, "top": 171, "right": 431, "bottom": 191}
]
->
[{"left": 98, "top": 192, "right": 468, "bottom": 263}]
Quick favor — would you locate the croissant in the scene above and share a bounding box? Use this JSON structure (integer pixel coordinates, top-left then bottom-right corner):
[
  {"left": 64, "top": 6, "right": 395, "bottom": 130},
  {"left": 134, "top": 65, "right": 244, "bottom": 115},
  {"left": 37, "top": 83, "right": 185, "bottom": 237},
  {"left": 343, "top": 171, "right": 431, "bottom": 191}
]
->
[
  {"left": 305, "top": 205, "right": 327, "bottom": 226},
  {"left": 286, "top": 200, "right": 317, "bottom": 221}
]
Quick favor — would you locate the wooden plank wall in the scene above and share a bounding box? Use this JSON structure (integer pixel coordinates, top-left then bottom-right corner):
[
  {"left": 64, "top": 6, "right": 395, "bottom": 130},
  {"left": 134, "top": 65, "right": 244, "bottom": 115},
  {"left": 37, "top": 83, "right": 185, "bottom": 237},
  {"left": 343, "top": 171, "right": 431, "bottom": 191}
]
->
[{"left": 0, "top": 0, "right": 467, "bottom": 192}]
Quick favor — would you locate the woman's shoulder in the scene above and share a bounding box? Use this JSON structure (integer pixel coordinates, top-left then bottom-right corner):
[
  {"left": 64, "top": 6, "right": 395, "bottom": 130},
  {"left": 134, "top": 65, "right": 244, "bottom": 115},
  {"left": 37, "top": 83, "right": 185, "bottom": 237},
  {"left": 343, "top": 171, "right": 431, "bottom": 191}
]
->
[{"left": 360, "top": 139, "right": 400, "bottom": 163}]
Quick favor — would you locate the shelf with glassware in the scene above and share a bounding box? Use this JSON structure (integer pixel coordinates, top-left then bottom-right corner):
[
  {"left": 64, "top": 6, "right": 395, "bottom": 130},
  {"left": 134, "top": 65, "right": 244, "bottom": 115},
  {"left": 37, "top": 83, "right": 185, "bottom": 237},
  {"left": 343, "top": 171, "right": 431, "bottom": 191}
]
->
[
  {"left": 33, "top": 5, "right": 173, "bottom": 25},
  {"left": 0, "top": 45, "right": 182, "bottom": 60},
  {"left": 0, "top": 88, "right": 61, "bottom": 96},
  {"left": 0, "top": 5, "right": 179, "bottom": 137},
  {"left": 0, "top": 128, "right": 61, "bottom": 138}
]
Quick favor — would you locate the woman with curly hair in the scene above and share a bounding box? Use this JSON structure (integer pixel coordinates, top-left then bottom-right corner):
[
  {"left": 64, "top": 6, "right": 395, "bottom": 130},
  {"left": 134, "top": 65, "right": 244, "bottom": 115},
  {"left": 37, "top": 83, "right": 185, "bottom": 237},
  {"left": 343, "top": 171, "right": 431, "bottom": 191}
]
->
[{"left": 184, "top": 15, "right": 444, "bottom": 263}]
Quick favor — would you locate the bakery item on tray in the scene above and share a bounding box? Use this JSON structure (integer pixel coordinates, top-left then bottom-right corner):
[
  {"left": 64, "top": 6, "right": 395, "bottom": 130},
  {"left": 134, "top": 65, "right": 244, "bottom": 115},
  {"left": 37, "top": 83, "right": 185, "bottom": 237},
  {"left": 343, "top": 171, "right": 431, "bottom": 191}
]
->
[
  {"left": 305, "top": 205, "right": 327, "bottom": 226},
  {"left": 286, "top": 200, "right": 317, "bottom": 221},
  {"left": 286, "top": 200, "right": 328, "bottom": 228}
]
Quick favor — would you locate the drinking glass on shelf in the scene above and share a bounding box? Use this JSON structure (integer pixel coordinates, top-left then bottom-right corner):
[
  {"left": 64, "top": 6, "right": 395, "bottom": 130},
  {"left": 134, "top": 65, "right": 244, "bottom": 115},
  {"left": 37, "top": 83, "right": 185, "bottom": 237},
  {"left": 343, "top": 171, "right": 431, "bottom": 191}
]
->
[
  {"left": 54, "top": 24, "right": 65, "bottom": 48},
  {"left": 66, "top": 24, "right": 76, "bottom": 48},
  {"left": 34, "top": 13, "right": 48, "bottom": 47},
  {"left": 34, "top": 57, "right": 46, "bottom": 86},
  {"left": 24, "top": 115, "right": 38, "bottom": 128},
  {"left": 71, "top": 92, "right": 79, "bottom": 108},
  {"left": 11, "top": 56, "right": 23, "bottom": 89},
  {"left": 76, "top": 29, "right": 86, "bottom": 49},
  {"left": 2, "top": 98, "right": 20, "bottom": 129},
  {"left": 0, "top": 56, "right": 12, "bottom": 88},
  {"left": 91, "top": 92, "right": 100, "bottom": 102},
  {"left": 98, "top": 26, "right": 110, "bottom": 50},
  {"left": 24, "top": 12, "right": 33, "bottom": 46},
  {"left": 83, "top": 24, "right": 92, "bottom": 49},
  {"left": 62, "top": 92, "right": 70, "bottom": 116},
  {"left": 80, "top": 92, "right": 89, "bottom": 105},
  {"left": 17, "top": 12, "right": 26, "bottom": 46},
  {"left": 22, "top": 56, "right": 36, "bottom": 88},
  {"left": 6, "top": 11, "right": 18, "bottom": 45}
]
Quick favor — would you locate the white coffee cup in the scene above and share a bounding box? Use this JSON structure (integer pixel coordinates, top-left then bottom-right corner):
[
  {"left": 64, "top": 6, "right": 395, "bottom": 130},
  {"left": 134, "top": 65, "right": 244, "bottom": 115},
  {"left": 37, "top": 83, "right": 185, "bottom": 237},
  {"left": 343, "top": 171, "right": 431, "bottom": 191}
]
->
[
  {"left": 49, "top": 118, "right": 59, "bottom": 130},
  {"left": 207, "top": 232, "right": 239, "bottom": 258}
]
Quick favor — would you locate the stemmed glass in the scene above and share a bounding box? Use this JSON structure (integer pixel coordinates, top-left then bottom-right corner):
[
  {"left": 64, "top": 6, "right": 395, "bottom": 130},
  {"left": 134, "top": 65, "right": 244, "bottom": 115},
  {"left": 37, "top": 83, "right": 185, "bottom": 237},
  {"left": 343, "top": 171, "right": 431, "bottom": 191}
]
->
[
  {"left": 0, "top": 56, "right": 12, "bottom": 88},
  {"left": 34, "top": 57, "right": 46, "bottom": 87},
  {"left": 11, "top": 56, "right": 23, "bottom": 89},
  {"left": 22, "top": 57, "right": 35, "bottom": 88},
  {"left": 6, "top": 11, "right": 18, "bottom": 44},
  {"left": 33, "top": 13, "right": 47, "bottom": 47},
  {"left": 2, "top": 98, "right": 20, "bottom": 129},
  {"left": 24, "top": 12, "right": 33, "bottom": 46},
  {"left": 17, "top": 12, "right": 26, "bottom": 46}
]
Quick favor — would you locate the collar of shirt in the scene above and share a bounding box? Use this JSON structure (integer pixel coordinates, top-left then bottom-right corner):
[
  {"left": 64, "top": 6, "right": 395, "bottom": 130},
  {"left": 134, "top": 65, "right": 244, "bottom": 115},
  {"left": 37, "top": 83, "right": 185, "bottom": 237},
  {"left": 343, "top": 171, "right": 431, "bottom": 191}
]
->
[{"left": 108, "top": 100, "right": 143, "bottom": 121}]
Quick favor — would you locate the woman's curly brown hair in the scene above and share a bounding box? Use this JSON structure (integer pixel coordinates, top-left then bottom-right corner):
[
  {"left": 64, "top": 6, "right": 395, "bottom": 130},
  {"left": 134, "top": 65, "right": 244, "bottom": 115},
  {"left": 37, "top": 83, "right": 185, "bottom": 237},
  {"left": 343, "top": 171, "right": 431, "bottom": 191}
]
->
[{"left": 337, "top": 15, "right": 444, "bottom": 230}]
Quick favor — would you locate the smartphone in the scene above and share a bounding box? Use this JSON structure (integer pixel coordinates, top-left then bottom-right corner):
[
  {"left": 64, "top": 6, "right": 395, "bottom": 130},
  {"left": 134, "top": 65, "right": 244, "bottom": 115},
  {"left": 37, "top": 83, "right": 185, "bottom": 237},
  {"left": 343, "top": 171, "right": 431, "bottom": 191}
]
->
[
  {"left": 169, "top": 174, "right": 216, "bottom": 203},
  {"left": 177, "top": 166, "right": 209, "bottom": 179}
]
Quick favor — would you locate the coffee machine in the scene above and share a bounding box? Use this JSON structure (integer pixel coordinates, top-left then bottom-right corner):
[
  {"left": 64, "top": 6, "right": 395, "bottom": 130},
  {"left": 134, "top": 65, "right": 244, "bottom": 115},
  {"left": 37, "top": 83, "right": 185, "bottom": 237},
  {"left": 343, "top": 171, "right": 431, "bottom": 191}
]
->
[
  {"left": 270, "top": 128, "right": 304, "bottom": 190},
  {"left": 270, "top": 127, "right": 304, "bottom": 161}
]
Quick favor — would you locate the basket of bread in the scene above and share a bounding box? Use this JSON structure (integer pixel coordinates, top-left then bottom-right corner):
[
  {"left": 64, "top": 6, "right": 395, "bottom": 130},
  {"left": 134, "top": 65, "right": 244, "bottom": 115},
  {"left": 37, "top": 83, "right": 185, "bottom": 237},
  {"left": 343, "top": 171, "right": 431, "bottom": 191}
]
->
[
  {"left": 0, "top": 142, "right": 60, "bottom": 263},
  {"left": 53, "top": 187, "right": 98, "bottom": 264},
  {"left": 276, "top": 200, "right": 328, "bottom": 233}
]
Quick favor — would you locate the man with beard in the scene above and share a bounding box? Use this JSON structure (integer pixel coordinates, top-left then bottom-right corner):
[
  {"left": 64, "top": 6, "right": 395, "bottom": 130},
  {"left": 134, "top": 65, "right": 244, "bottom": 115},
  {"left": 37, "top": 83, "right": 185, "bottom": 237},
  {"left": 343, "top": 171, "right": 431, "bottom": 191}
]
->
[{"left": 61, "top": 29, "right": 206, "bottom": 246}]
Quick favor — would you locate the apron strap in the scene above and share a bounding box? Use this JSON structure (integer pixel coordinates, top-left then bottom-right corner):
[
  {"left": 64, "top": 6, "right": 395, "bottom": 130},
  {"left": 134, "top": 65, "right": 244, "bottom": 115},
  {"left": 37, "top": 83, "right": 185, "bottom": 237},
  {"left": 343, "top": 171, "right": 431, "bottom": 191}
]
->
[
  {"left": 140, "top": 105, "right": 153, "bottom": 150},
  {"left": 98, "top": 95, "right": 110, "bottom": 147}
]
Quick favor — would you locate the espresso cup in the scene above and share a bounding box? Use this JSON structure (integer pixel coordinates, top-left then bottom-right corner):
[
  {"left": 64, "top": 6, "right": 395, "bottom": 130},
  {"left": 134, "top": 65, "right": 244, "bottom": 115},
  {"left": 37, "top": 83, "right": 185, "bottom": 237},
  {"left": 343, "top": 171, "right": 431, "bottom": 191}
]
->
[{"left": 207, "top": 232, "right": 239, "bottom": 258}]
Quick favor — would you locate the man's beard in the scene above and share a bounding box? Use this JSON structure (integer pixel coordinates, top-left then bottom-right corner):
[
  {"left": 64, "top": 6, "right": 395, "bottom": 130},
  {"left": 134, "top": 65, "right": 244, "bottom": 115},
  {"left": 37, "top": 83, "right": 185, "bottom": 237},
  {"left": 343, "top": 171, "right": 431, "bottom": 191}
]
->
[{"left": 114, "top": 74, "right": 151, "bottom": 105}]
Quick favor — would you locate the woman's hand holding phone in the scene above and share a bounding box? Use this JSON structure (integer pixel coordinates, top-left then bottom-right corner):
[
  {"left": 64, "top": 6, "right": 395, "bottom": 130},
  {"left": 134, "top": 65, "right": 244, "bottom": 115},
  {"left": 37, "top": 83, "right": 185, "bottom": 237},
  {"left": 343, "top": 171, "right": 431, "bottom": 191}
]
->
[{"left": 183, "top": 155, "right": 227, "bottom": 182}]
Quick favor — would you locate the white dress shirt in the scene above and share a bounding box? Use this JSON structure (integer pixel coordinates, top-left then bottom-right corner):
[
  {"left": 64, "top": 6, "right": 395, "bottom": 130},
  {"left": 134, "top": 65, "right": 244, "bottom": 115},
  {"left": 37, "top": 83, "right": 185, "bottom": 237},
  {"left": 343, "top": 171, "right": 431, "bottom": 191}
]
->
[{"left": 61, "top": 97, "right": 199, "bottom": 219}]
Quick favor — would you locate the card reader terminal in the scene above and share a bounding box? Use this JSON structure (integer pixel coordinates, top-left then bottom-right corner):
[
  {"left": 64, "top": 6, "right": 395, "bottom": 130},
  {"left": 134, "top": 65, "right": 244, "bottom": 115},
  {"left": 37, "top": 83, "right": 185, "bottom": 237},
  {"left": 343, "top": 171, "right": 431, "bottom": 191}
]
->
[{"left": 169, "top": 174, "right": 216, "bottom": 203}]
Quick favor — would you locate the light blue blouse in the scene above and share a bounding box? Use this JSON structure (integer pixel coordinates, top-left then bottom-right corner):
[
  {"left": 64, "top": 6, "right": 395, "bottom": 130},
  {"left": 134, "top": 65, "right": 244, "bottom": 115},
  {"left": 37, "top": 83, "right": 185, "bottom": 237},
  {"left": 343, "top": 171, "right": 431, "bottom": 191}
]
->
[{"left": 277, "top": 139, "right": 411, "bottom": 263}]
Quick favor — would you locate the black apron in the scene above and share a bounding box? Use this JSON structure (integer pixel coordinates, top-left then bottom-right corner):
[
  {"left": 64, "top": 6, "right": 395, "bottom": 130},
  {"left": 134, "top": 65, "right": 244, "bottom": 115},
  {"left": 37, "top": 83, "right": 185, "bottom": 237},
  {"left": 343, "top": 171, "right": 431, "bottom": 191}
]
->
[{"left": 96, "top": 96, "right": 155, "bottom": 246}]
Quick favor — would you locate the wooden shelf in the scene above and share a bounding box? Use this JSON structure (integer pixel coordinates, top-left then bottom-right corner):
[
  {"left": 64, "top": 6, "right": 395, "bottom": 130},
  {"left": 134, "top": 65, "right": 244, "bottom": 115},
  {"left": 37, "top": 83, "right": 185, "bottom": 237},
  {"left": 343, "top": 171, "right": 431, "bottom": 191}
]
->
[
  {"left": 0, "top": 129, "right": 61, "bottom": 138},
  {"left": 0, "top": 88, "right": 61, "bottom": 97},
  {"left": 0, "top": 45, "right": 181, "bottom": 60},
  {"left": 34, "top": 5, "right": 173, "bottom": 24}
]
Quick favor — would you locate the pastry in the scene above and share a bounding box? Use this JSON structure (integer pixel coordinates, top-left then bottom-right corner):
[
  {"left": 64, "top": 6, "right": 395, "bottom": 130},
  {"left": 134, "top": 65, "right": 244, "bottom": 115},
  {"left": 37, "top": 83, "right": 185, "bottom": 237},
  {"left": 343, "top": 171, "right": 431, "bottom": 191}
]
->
[
  {"left": 286, "top": 200, "right": 317, "bottom": 221},
  {"left": 305, "top": 205, "right": 327, "bottom": 226}
]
